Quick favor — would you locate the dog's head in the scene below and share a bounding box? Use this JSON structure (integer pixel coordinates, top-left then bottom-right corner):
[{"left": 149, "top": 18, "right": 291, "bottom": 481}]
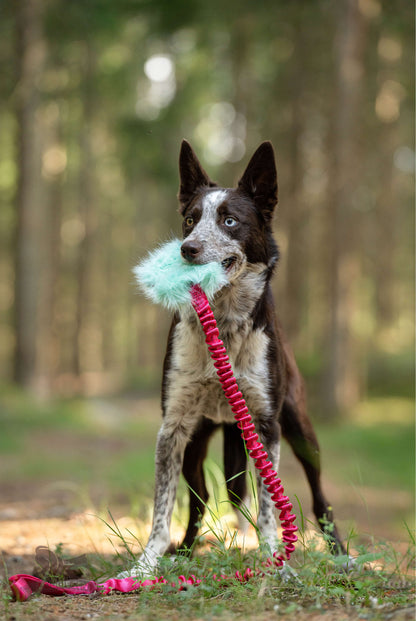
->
[{"left": 178, "top": 140, "right": 279, "bottom": 281}]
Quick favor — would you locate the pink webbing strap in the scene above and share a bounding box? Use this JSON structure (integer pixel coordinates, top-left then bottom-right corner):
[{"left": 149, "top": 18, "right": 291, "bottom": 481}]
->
[
  {"left": 9, "top": 285, "right": 297, "bottom": 601},
  {"left": 9, "top": 574, "right": 202, "bottom": 601}
]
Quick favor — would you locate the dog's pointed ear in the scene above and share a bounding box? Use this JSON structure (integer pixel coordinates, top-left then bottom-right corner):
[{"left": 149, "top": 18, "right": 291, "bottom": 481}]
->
[
  {"left": 178, "top": 139, "right": 213, "bottom": 210},
  {"left": 178, "top": 140, "right": 216, "bottom": 213},
  {"left": 237, "top": 141, "right": 278, "bottom": 220}
]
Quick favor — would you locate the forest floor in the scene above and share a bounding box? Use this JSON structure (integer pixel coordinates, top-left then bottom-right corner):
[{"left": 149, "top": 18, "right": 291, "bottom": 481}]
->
[{"left": 0, "top": 393, "right": 414, "bottom": 620}]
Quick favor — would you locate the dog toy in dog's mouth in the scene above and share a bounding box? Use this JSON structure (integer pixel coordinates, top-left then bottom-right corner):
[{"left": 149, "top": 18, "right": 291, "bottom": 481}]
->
[{"left": 133, "top": 238, "right": 228, "bottom": 310}]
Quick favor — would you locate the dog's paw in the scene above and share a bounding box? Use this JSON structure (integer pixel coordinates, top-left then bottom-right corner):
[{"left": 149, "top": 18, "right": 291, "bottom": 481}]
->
[
  {"left": 116, "top": 550, "right": 160, "bottom": 580},
  {"left": 342, "top": 555, "right": 358, "bottom": 572},
  {"left": 278, "top": 561, "right": 299, "bottom": 583},
  {"left": 116, "top": 566, "right": 143, "bottom": 579},
  {"left": 116, "top": 564, "right": 157, "bottom": 580}
]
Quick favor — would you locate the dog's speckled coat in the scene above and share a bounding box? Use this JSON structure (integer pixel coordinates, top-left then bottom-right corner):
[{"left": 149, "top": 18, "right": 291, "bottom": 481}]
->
[{"left": 120, "top": 140, "right": 345, "bottom": 578}]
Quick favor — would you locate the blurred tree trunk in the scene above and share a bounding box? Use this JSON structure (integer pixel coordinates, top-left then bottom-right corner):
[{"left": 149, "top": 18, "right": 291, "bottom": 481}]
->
[
  {"left": 73, "top": 41, "right": 103, "bottom": 388},
  {"left": 36, "top": 106, "right": 65, "bottom": 394},
  {"left": 227, "top": 14, "right": 254, "bottom": 172},
  {"left": 373, "top": 125, "right": 397, "bottom": 328},
  {"left": 282, "top": 22, "right": 307, "bottom": 345},
  {"left": 321, "top": 0, "right": 368, "bottom": 417},
  {"left": 13, "top": 0, "right": 46, "bottom": 388}
]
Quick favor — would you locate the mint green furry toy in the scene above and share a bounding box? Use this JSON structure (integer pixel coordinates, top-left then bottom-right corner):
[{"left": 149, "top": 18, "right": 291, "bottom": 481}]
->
[{"left": 133, "top": 239, "right": 228, "bottom": 310}]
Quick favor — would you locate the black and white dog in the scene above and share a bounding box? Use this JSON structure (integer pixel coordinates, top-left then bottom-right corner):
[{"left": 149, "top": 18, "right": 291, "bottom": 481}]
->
[{"left": 122, "top": 140, "right": 345, "bottom": 577}]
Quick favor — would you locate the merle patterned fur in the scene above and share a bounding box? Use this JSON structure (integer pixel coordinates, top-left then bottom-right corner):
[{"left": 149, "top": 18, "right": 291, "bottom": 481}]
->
[{"left": 120, "top": 140, "right": 346, "bottom": 578}]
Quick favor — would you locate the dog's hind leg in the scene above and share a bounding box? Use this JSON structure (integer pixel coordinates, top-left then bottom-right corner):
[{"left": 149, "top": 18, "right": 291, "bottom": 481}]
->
[
  {"left": 280, "top": 397, "right": 346, "bottom": 554},
  {"left": 223, "top": 423, "right": 250, "bottom": 531},
  {"left": 176, "top": 417, "right": 219, "bottom": 553}
]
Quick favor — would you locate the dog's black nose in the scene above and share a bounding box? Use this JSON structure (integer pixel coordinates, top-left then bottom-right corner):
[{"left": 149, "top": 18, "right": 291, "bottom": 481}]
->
[{"left": 181, "top": 240, "right": 202, "bottom": 262}]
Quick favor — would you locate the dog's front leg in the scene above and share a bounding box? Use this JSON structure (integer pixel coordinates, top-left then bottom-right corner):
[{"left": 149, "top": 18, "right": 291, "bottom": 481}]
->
[
  {"left": 255, "top": 417, "right": 281, "bottom": 556},
  {"left": 118, "top": 420, "right": 189, "bottom": 578}
]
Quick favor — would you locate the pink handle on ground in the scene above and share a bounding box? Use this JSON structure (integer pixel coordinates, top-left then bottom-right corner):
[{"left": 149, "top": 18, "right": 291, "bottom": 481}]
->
[
  {"left": 8, "top": 574, "right": 201, "bottom": 601},
  {"left": 9, "top": 284, "right": 297, "bottom": 601}
]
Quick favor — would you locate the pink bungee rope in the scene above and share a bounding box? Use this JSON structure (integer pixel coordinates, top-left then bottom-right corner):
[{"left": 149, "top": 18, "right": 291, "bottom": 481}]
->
[
  {"left": 190, "top": 285, "right": 297, "bottom": 563},
  {"left": 9, "top": 285, "right": 297, "bottom": 601}
]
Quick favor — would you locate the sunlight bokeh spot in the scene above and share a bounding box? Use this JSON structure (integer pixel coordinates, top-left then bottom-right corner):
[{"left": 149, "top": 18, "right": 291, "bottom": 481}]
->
[
  {"left": 136, "top": 54, "right": 176, "bottom": 119},
  {"left": 377, "top": 37, "right": 402, "bottom": 62},
  {"left": 144, "top": 55, "right": 174, "bottom": 83},
  {"left": 196, "top": 101, "right": 246, "bottom": 165},
  {"left": 375, "top": 80, "right": 406, "bottom": 123},
  {"left": 42, "top": 145, "right": 67, "bottom": 178}
]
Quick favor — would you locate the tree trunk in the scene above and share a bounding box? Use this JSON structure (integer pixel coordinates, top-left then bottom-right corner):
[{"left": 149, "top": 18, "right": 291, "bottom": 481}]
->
[
  {"left": 320, "top": 0, "right": 368, "bottom": 417},
  {"left": 72, "top": 40, "right": 103, "bottom": 391},
  {"left": 281, "top": 22, "right": 307, "bottom": 345},
  {"left": 373, "top": 125, "right": 398, "bottom": 328},
  {"left": 13, "top": 0, "right": 46, "bottom": 388},
  {"left": 36, "top": 106, "right": 65, "bottom": 394}
]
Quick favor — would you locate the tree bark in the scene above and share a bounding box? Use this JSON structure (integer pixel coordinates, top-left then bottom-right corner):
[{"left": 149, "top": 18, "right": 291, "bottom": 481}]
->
[
  {"left": 281, "top": 21, "right": 307, "bottom": 345},
  {"left": 373, "top": 125, "right": 398, "bottom": 328},
  {"left": 73, "top": 40, "right": 101, "bottom": 387},
  {"left": 321, "top": 0, "right": 368, "bottom": 417},
  {"left": 36, "top": 107, "right": 65, "bottom": 394},
  {"left": 13, "top": 0, "right": 46, "bottom": 388}
]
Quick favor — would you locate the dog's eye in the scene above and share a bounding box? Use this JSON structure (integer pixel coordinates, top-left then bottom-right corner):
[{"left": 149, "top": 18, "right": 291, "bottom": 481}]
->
[
  {"left": 185, "top": 216, "right": 194, "bottom": 227},
  {"left": 224, "top": 216, "right": 237, "bottom": 227}
]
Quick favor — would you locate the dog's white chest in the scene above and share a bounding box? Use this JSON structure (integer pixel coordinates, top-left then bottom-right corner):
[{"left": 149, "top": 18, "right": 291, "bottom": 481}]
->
[{"left": 167, "top": 317, "right": 272, "bottom": 423}]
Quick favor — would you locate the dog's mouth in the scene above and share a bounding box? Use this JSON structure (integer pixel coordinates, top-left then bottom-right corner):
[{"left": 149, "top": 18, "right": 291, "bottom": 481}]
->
[{"left": 221, "top": 256, "right": 237, "bottom": 272}]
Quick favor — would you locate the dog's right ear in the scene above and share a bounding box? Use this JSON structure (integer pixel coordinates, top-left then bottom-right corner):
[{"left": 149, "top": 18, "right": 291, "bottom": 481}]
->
[
  {"left": 178, "top": 140, "right": 216, "bottom": 213},
  {"left": 237, "top": 141, "right": 278, "bottom": 221}
]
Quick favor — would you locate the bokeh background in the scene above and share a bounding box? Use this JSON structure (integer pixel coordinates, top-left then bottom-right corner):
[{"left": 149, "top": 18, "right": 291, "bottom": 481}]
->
[
  {"left": 1, "top": 0, "right": 414, "bottom": 414},
  {"left": 0, "top": 0, "right": 414, "bottom": 556}
]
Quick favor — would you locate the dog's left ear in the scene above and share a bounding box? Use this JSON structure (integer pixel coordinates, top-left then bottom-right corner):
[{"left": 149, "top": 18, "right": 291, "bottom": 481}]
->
[
  {"left": 237, "top": 141, "right": 278, "bottom": 220},
  {"left": 178, "top": 140, "right": 216, "bottom": 213}
]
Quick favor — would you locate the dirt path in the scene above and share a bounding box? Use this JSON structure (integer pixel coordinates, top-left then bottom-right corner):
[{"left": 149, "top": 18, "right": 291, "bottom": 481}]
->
[
  {"left": 0, "top": 396, "right": 413, "bottom": 620},
  {"left": 1, "top": 489, "right": 413, "bottom": 621}
]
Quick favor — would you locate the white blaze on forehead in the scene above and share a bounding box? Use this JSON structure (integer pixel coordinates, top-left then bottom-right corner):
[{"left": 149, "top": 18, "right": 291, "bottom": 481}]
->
[
  {"left": 184, "top": 189, "right": 230, "bottom": 247},
  {"left": 186, "top": 188, "right": 242, "bottom": 266},
  {"left": 202, "top": 189, "right": 228, "bottom": 212}
]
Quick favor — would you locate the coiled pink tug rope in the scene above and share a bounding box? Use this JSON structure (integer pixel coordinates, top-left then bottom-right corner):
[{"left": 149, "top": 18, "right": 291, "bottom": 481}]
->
[
  {"left": 190, "top": 285, "right": 297, "bottom": 563},
  {"left": 9, "top": 285, "right": 297, "bottom": 601}
]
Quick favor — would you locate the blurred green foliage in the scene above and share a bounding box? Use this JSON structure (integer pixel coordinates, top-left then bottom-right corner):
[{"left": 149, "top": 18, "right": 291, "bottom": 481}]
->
[{"left": 0, "top": 0, "right": 413, "bottom": 419}]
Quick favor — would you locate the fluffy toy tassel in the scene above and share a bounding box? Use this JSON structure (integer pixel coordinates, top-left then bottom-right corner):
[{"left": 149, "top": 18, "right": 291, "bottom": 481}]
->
[
  {"left": 132, "top": 239, "right": 228, "bottom": 310},
  {"left": 9, "top": 241, "right": 297, "bottom": 601}
]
